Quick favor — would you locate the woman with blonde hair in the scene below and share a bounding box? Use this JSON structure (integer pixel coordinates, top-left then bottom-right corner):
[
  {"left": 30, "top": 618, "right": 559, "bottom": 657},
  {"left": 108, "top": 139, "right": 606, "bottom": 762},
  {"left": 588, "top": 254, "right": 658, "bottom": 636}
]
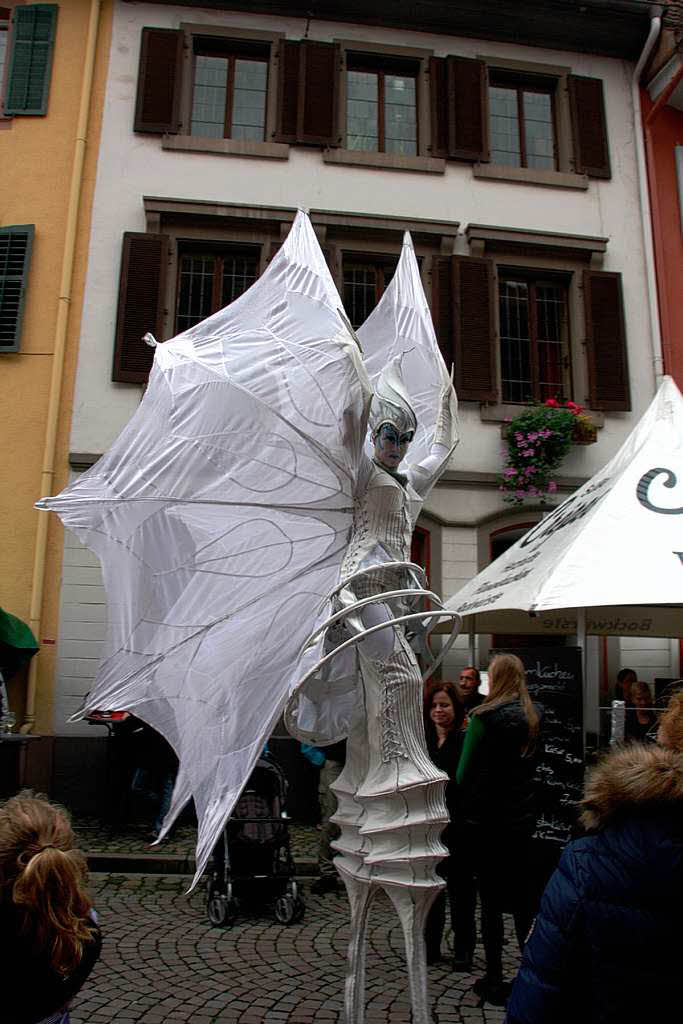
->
[
  {"left": 507, "top": 689, "right": 683, "bottom": 1024},
  {"left": 455, "top": 654, "right": 543, "bottom": 1005},
  {"left": 0, "top": 793, "right": 101, "bottom": 1024}
]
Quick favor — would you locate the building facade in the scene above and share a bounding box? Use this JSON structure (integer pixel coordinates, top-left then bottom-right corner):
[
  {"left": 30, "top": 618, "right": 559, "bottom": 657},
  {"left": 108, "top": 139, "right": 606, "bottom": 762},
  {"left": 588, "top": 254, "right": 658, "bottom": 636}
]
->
[
  {"left": 39, "top": 2, "right": 679, "bottom": 777},
  {"left": 0, "top": 1, "right": 112, "bottom": 744}
]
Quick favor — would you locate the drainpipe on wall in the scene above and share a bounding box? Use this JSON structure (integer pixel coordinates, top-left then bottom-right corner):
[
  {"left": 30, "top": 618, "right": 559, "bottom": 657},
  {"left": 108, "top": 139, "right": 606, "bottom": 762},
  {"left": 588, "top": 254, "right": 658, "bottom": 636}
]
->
[
  {"left": 631, "top": 7, "right": 665, "bottom": 384},
  {"left": 22, "top": 0, "right": 103, "bottom": 734}
]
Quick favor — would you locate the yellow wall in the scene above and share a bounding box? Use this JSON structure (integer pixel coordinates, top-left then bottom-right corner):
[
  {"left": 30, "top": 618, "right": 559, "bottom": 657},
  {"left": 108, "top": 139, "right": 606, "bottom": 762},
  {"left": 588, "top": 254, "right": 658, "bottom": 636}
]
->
[{"left": 0, "top": 1, "right": 113, "bottom": 731}]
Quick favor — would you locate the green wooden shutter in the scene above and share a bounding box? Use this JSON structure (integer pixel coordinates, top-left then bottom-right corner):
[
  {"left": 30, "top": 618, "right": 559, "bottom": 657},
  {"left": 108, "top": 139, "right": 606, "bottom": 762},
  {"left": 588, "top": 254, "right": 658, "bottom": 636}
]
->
[
  {"left": 0, "top": 225, "right": 34, "bottom": 353},
  {"left": 4, "top": 5, "right": 57, "bottom": 116},
  {"left": 112, "top": 233, "right": 169, "bottom": 384}
]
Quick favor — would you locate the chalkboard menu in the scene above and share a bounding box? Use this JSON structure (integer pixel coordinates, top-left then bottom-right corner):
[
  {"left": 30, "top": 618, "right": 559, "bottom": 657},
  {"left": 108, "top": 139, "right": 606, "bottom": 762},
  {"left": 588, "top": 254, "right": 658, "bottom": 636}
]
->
[{"left": 493, "top": 647, "right": 584, "bottom": 846}]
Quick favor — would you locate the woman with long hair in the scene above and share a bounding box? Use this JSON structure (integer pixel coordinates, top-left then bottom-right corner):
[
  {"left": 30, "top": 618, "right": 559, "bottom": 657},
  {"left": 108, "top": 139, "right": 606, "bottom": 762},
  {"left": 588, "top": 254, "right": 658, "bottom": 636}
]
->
[
  {"left": 0, "top": 793, "right": 102, "bottom": 1024},
  {"left": 422, "top": 679, "right": 465, "bottom": 964},
  {"left": 455, "top": 654, "right": 543, "bottom": 1005}
]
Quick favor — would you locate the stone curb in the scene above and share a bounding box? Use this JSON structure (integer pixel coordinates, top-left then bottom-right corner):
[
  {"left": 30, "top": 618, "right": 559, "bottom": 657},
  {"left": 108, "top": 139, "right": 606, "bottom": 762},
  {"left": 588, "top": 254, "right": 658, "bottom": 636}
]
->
[{"left": 85, "top": 851, "right": 318, "bottom": 876}]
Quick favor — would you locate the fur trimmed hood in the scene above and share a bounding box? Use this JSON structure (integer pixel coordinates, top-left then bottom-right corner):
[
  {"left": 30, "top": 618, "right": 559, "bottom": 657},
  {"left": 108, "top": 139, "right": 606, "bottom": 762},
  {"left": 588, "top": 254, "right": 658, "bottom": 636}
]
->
[{"left": 580, "top": 743, "right": 683, "bottom": 830}]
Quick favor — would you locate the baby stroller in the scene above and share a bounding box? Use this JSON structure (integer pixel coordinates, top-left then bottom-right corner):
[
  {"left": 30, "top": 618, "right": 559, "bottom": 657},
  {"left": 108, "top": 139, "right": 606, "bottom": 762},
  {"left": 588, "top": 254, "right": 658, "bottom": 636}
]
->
[{"left": 205, "top": 751, "right": 305, "bottom": 927}]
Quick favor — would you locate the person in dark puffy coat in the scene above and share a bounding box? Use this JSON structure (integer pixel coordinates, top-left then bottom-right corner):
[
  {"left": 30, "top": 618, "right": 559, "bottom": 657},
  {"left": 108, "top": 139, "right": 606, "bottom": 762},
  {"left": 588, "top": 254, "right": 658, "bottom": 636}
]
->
[
  {"left": 506, "top": 691, "right": 683, "bottom": 1024},
  {"left": 456, "top": 653, "right": 544, "bottom": 1005}
]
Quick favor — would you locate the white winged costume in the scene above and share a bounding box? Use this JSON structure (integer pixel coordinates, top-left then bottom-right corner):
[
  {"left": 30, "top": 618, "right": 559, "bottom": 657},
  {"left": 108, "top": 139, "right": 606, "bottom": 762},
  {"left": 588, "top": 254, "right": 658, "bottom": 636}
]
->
[{"left": 39, "top": 213, "right": 460, "bottom": 1023}]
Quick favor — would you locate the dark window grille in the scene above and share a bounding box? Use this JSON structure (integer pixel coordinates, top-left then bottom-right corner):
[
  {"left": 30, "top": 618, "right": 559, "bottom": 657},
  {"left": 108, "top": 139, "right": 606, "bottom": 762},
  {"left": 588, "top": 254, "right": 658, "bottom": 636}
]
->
[
  {"left": 342, "top": 256, "right": 398, "bottom": 328},
  {"left": 499, "top": 275, "right": 569, "bottom": 403},
  {"left": 346, "top": 55, "right": 418, "bottom": 155},
  {"left": 489, "top": 72, "right": 557, "bottom": 170},
  {"left": 0, "top": 226, "right": 33, "bottom": 352},
  {"left": 191, "top": 40, "right": 268, "bottom": 140},
  {"left": 176, "top": 247, "right": 260, "bottom": 333}
]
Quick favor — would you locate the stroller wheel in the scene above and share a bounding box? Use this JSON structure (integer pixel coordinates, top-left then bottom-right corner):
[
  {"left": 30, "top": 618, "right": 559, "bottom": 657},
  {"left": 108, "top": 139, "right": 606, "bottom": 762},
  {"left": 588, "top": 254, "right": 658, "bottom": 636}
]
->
[
  {"left": 274, "top": 894, "right": 299, "bottom": 925},
  {"left": 207, "top": 893, "right": 239, "bottom": 927}
]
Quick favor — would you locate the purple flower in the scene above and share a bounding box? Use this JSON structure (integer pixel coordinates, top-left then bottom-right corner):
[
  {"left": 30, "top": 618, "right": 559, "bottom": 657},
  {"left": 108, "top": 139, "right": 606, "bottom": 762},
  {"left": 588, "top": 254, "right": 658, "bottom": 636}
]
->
[
  {"left": 515, "top": 432, "right": 524, "bottom": 441},
  {"left": 523, "top": 466, "right": 536, "bottom": 476},
  {"left": 521, "top": 449, "right": 534, "bottom": 457},
  {"left": 527, "top": 432, "right": 539, "bottom": 442},
  {"left": 503, "top": 467, "right": 517, "bottom": 479}
]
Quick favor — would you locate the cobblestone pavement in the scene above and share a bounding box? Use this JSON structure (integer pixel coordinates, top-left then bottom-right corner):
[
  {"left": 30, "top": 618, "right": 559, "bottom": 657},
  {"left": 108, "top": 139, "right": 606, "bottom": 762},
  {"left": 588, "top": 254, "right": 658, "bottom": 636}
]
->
[{"left": 72, "top": 872, "right": 520, "bottom": 1024}]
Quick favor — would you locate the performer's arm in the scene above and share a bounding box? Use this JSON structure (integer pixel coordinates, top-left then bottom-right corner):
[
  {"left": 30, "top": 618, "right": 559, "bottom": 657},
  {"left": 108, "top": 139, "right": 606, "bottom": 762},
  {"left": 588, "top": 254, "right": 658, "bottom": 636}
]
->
[{"left": 407, "top": 375, "right": 459, "bottom": 497}]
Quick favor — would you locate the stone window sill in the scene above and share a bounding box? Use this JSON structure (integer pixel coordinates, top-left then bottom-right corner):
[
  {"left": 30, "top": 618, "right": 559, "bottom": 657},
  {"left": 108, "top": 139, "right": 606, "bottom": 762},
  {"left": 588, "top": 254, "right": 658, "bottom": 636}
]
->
[
  {"left": 323, "top": 148, "right": 445, "bottom": 174},
  {"left": 162, "top": 135, "right": 289, "bottom": 160},
  {"left": 473, "top": 162, "right": 589, "bottom": 190}
]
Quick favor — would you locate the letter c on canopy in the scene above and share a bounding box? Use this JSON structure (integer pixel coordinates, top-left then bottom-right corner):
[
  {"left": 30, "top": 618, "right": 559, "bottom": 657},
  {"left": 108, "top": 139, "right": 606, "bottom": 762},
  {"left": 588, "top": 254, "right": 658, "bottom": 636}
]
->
[{"left": 636, "top": 467, "right": 683, "bottom": 515}]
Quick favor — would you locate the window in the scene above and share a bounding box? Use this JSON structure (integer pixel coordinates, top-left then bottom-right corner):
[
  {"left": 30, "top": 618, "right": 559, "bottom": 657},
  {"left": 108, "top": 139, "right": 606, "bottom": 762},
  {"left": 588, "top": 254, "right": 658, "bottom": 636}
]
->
[
  {"left": 489, "top": 72, "right": 557, "bottom": 170},
  {"left": 190, "top": 39, "right": 268, "bottom": 141},
  {"left": 176, "top": 245, "right": 260, "bottom": 332},
  {"left": 0, "top": 225, "right": 34, "bottom": 353},
  {"left": 135, "top": 29, "right": 339, "bottom": 151},
  {"left": 346, "top": 54, "right": 418, "bottom": 155},
  {"left": 343, "top": 255, "right": 398, "bottom": 328},
  {"left": 3, "top": 4, "right": 58, "bottom": 117},
  {"left": 430, "top": 56, "right": 610, "bottom": 180},
  {"left": 432, "top": 238, "right": 629, "bottom": 412},
  {"left": 498, "top": 272, "right": 569, "bottom": 403}
]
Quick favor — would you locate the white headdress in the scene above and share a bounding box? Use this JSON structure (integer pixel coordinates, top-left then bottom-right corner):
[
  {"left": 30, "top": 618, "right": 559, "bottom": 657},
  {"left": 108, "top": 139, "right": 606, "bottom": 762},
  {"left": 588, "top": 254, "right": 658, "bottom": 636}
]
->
[{"left": 368, "top": 354, "right": 417, "bottom": 438}]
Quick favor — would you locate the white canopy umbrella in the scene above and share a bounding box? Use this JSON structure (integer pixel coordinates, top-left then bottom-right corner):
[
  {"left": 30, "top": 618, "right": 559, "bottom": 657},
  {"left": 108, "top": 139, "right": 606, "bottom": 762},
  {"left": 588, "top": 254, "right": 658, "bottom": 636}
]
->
[{"left": 445, "top": 376, "right": 683, "bottom": 731}]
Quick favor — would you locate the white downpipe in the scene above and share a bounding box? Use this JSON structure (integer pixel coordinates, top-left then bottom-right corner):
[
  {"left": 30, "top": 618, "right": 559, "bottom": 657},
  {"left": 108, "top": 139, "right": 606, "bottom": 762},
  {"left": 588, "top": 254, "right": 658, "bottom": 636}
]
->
[{"left": 632, "top": 9, "right": 664, "bottom": 383}]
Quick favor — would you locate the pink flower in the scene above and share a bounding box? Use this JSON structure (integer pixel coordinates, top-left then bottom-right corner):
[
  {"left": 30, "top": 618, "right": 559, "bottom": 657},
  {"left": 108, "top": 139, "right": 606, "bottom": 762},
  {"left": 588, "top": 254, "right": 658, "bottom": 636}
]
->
[
  {"left": 522, "top": 449, "right": 534, "bottom": 457},
  {"left": 503, "top": 467, "right": 517, "bottom": 479},
  {"left": 523, "top": 466, "right": 536, "bottom": 476},
  {"left": 545, "top": 398, "right": 559, "bottom": 408},
  {"left": 527, "top": 432, "right": 539, "bottom": 442}
]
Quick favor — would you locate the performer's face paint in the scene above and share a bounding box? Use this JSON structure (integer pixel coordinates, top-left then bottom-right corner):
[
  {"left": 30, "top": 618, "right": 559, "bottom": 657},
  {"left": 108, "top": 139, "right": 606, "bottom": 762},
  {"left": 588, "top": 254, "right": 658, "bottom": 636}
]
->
[{"left": 373, "top": 423, "right": 413, "bottom": 470}]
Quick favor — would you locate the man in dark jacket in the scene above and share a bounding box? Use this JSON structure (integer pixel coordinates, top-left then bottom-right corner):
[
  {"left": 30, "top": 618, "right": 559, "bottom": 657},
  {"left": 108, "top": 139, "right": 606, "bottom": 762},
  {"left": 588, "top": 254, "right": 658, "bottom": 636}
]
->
[{"left": 506, "top": 741, "right": 683, "bottom": 1024}]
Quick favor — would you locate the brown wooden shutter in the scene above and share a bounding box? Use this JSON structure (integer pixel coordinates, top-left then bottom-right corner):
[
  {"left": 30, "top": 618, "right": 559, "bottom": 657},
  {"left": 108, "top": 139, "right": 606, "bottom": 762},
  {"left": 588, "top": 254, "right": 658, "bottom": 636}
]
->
[
  {"left": 454, "top": 256, "right": 497, "bottom": 401},
  {"left": 113, "top": 233, "right": 169, "bottom": 384},
  {"left": 275, "top": 39, "right": 300, "bottom": 143},
  {"left": 583, "top": 270, "right": 629, "bottom": 411},
  {"left": 432, "top": 256, "right": 455, "bottom": 367},
  {"left": 134, "top": 28, "right": 183, "bottom": 134},
  {"left": 429, "top": 57, "right": 449, "bottom": 158},
  {"left": 568, "top": 75, "right": 610, "bottom": 179},
  {"left": 300, "top": 40, "right": 339, "bottom": 145},
  {"left": 447, "top": 56, "right": 489, "bottom": 162},
  {"left": 275, "top": 39, "right": 339, "bottom": 145}
]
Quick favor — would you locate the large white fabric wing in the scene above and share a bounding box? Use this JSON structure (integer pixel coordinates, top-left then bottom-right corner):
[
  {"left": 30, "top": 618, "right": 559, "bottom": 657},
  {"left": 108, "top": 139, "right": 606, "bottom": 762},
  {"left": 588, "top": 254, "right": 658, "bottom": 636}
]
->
[{"left": 38, "top": 212, "right": 372, "bottom": 886}]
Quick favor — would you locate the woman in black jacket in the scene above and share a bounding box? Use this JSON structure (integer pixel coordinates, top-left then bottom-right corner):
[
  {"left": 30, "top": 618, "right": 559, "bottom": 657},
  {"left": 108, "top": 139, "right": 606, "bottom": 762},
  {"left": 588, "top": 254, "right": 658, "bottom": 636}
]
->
[
  {"left": 456, "top": 654, "right": 543, "bottom": 1005},
  {"left": 506, "top": 692, "right": 683, "bottom": 1024},
  {"left": 423, "top": 679, "right": 465, "bottom": 965}
]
